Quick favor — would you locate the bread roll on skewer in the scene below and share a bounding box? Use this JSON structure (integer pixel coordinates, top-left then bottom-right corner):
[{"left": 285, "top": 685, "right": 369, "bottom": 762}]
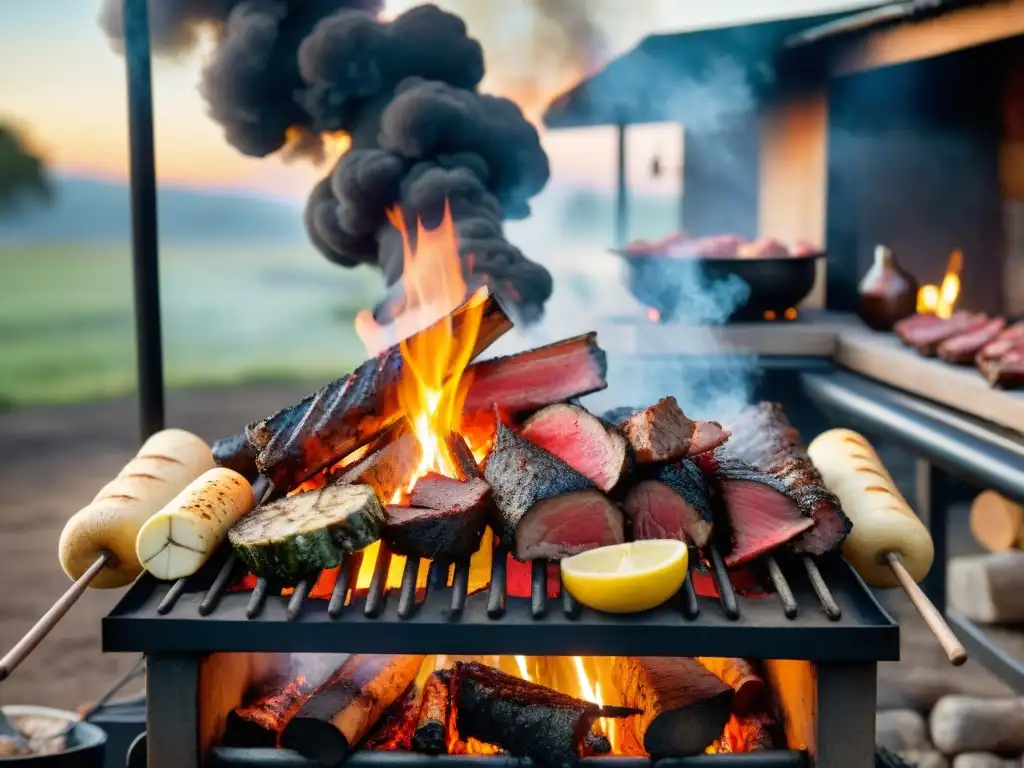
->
[
  {"left": 807, "top": 428, "right": 934, "bottom": 588},
  {"left": 136, "top": 468, "right": 256, "bottom": 581},
  {"left": 58, "top": 429, "right": 215, "bottom": 588}
]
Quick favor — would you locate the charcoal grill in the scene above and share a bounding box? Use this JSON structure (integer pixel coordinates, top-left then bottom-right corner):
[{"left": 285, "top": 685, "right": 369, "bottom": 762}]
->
[{"left": 105, "top": 539, "right": 896, "bottom": 768}]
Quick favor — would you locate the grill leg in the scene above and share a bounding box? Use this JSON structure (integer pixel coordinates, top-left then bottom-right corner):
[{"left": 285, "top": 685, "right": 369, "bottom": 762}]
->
[
  {"left": 146, "top": 653, "right": 199, "bottom": 768},
  {"left": 915, "top": 459, "right": 949, "bottom": 610},
  {"left": 817, "top": 662, "right": 876, "bottom": 768}
]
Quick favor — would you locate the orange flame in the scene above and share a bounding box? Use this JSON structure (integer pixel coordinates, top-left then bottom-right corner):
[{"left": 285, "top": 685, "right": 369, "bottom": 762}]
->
[
  {"left": 917, "top": 249, "right": 962, "bottom": 318},
  {"left": 355, "top": 202, "right": 485, "bottom": 489},
  {"left": 281, "top": 127, "right": 351, "bottom": 165}
]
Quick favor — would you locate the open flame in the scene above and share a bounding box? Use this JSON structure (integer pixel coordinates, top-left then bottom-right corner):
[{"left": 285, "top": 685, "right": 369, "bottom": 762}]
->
[
  {"left": 281, "top": 127, "right": 352, "bottom": 164},
  {"left": 355, "top": 201, "right": 486, "bottom": 492},
  {"left": 917, "top": 248, "right": 962, "bottom": 318}
]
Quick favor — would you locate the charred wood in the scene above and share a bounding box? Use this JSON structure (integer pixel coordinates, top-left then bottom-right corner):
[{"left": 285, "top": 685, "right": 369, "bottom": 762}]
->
[
  {"left": 280, "top": 654, "right": 424, "bottom": 766},
  {"left": 452, "top": 661, "right": 636, "bottom": 766},
  {"left": 412, "top": 669, "right": 451, "bottom": 755},
  {"left": 614, "top": 656, "right": 734, "bottom": 757}
]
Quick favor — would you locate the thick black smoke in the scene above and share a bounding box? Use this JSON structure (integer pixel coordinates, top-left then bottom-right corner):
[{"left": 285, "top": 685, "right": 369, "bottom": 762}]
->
[{"left": 99, "top": 0, "right": 553, "bottom": 322}]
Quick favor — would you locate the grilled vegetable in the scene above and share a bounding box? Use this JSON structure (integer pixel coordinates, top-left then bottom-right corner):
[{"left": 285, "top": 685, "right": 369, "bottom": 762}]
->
[
  {"left": 58, "top": 428, "right": 215, "bottom": 589},
  {"left": 228, "top": 484, "right": 383, "bottom": 583},
  {"left": 136, "top": 468, "right": 256, "bottom": 581}
]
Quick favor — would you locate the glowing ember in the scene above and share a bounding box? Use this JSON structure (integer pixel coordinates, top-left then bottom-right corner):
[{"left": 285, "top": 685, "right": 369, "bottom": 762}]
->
[
  {"left": 917, "top": 248, "right": 962, "bottom": 318},
  {"left": 647, "top": 307, "right": 661, "bottom": 323}
]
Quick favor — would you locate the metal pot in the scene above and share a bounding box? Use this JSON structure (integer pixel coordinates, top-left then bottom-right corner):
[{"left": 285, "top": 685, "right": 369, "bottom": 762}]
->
[
  {"left": 618, "top": 251, "right": 826, "bottom": 322},
  {"left": 0, "top": 707, "right": 106, "bottom": 768}
]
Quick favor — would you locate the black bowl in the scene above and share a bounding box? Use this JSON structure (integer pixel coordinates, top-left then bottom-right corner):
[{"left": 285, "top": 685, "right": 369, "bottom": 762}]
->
[
  {"left": 0, "top": 707, "right": 106, "bottom": 768},
  {"left": 617, "top": 251, "right": 825, "bottom": 322}
]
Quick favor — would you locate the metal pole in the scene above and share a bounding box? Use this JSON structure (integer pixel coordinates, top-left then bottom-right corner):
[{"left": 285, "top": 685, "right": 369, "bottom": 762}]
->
[
  {"left": 124, "top": 0, "right": 166, "bottom": 440},
  {"left": 615, "top": 120, "right": 629, "bottom": 249}
]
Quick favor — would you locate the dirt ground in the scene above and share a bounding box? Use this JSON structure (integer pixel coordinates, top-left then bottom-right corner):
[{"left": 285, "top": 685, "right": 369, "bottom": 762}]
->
[{"left": 0, "top": 383, "right": 1020, "bottom": 710}]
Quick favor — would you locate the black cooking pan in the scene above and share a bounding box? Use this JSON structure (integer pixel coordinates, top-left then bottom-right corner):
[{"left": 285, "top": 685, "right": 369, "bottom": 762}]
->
[{"left": 613, "top": 250, "right": 826, "bottom": 322}]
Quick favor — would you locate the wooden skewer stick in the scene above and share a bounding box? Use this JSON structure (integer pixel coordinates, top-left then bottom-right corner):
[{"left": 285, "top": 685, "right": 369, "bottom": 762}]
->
[
  {"left": 884, "top": 551, "right": 967, "bottom": 666},
  {"left": 0, "top": 474, "right": 275, "bottom": 684},
  {"left": 0, "top": 551, "right": 112, "bottom": 682}
]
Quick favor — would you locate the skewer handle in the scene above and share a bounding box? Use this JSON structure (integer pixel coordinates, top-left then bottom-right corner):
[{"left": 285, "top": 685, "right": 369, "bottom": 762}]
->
[
  {"left": 0, "top": 552, "right": 112, "bottom": 683},
  {"left": 885, "top": 551, "right": 967, "bottom": 666}
]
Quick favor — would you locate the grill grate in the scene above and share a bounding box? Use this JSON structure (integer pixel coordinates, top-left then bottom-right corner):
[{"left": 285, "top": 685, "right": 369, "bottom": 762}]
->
[{"left": 151, "top": 540, "right": 840, "bottom": 625}]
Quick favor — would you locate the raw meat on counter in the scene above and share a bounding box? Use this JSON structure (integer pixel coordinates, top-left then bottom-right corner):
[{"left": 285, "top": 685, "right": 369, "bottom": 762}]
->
[
  {"left": 623, "top": 232, "right": 818, "bottom": 259},
  {"left": 893, "top": 313, "right": 1024, "bottom": 388}
]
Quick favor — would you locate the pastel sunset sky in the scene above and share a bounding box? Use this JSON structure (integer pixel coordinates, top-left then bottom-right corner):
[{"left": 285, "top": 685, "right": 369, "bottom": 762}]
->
[{"left": 0, "top": 0, "right": 869, "bottom": 202}]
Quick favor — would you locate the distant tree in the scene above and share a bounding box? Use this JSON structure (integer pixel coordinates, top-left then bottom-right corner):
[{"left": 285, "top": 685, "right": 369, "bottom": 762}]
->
[{"left": 0, "top": 122, "right": 53, "bottom": 217}]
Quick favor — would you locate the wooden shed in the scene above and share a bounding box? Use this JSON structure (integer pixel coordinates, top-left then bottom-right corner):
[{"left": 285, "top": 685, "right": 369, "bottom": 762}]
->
[{"left": 543, "top": 0, "right": 1024, "bottom": 315}]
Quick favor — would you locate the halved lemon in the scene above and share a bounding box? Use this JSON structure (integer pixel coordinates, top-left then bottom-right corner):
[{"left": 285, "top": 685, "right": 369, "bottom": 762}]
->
[{"left": 560, "top": 540, "right": 689, "bottom": 614}]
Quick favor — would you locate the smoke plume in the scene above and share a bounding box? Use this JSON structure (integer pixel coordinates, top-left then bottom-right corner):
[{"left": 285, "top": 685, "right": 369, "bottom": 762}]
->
[{"left": 99, "top": 0, "right": 554, "bottom": 322}]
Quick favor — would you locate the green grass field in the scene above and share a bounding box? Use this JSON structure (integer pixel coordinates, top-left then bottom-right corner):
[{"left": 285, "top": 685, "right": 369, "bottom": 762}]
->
[{"left": 0, "top": 241, "right": 383, "bottom": 406}]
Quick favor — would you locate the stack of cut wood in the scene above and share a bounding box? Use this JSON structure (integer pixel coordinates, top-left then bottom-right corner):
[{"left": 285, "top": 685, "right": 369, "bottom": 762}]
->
[{"left": 950, "top": 492, "right": 1024, "bottom": 624}]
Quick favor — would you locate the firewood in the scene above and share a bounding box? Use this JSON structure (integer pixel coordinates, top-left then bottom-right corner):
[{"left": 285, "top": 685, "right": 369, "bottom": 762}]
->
[
  {"left": 696, "top": 658, "right": 764, "bottom": 714},
  {"left": 970, "top": 492, "right": 1024, "bottom": 551},
  {"left": 952, "top": 753, "right": 1022, "bottom": 768},
  {"left": 929, "top": 696, "right": 1024, "bottom": 755},
  {"left": 280, "top": 654, "right": 424, "bottom": 765},
  {"left": 948, "top": 553, "right": 1024, "bottom": 624},
  {"left": 614, "top": 656, "right": 733, "bottom": 757},
  {"left": 875, "top": 709, "right": 929, "bottom": 753}
]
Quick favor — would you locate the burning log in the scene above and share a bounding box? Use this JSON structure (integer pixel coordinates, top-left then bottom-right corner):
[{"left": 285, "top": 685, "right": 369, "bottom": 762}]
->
[
  {"left": 383, "top": 475, "right": 490, "bottom": 559},
  {"left": 224, "top": 675, "right": 314, "bottom": 748},
  {"left": 412, "top": 669, "right": 451, "bottom": 754},
  {"left": 624, "top": 460, "right": 714, "bottom": 548},
  {"left": 483, "top": 422, "right": 625, "bottom": 560},
  {"left": 725, "top": 403, "right": 852, "bottom": 556},
  {"left": 452, "top": 661, "right": 637, "bottom": 765},
  {"left": 520, "top": 404, "right": 629, "bottom": 492},
  {"left": 212, "top": 431, "right": 260, "bottom": 483},
  {"left": 247, "top": 296, "right": 510, "bottom": 490},
  {"left": 331, "top": 422, "right": 422, "bottom": 504},
  {"left": 445, "top": 433, "right": 483, "bottom": 481},
  {"left": 280, "top": 654, "right": 424, "bottom": 766},
  {"left": 696, "top": 658, "right": 765, "bottom": 714},
  {"left": 362, "top": 682, "right": 425, "bottom": 751},
  {"left": 461, "top": 333, "right": 608, "bottom": 416},
  {"left": 719, "top": 713, "right": 776, "bottom": 752},
  {"left": 614, "top": 657, "right": 734, "bottom": 757},
  {"left": 705, "top": 457, "right": 815, "bottom": 567}
]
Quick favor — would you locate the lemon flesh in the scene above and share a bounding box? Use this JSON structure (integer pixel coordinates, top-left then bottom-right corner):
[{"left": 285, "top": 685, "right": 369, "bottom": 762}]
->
[{"left": 560, "top": 540, "right": 689, "bottom": 614}]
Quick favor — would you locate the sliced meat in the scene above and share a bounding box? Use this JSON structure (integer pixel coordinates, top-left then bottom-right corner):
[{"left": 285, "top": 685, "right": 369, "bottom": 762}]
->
[
  {"left": 483, "top": 422, "right": 625, "bottom": 560},
  {"left": 904, "top": 312, "right": 987, "bottom": 356},
  {"left": 894, "top": 312, "right": 944, "bottom": 342},
  {"left": 976, "top": 322, "right": 1024, "bottom": 365},
  {"left": 520, "top": 403, "right": 629, "bottom": 491},
  {"left": 410, "top": 474, "right": 490, "bottom": 513},
  {"left": 724, "top": 403, "right": 852, "bottom": 556},
  {"left": 619, "top": 397, "right": 695, "bottom": 464},
  {"left": 708, "top": 458, "right": 814, "bottom": 567},
  {"left": 624, "top": 461, "right": 714, "bottom": 547},
  {"left": 383, "top": 501, "right": 488, "bottom": 561},
  {"left": 980, "top": 348, "right": 1024, "bottom": 388},
  {"left": 461, "top": 333, "right": 608, "bottom": 416},
  {"left": 688, "top": 420, "right": 731, "bottom": 456},
  {"left": 937, "top": 317, "right": 1007, "bottom": 364},
  {"left": 512, "top": 490, "right": 625, "bottom": 561}
]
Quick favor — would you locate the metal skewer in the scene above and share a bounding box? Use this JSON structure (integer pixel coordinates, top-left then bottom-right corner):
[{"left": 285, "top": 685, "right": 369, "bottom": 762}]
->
[{"left": 885, "top": 551, "right": 967, "bottom": 666}]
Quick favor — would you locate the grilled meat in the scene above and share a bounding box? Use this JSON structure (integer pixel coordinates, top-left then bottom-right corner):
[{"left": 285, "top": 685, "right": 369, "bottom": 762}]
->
[
  {"left": 619, "top": 397, "right": 695, "bottom": 464},
  {"left": 484, "top": 422, "right": 625, "bottom": 560},
  {"left": 383, "top": 475, "right": 490, "bottom": 559},
  {"left": 520, "top": 403, "right": 629, "bottom": 491},
  {"left": 212, "top": 431, "right": 260, "bottom": 483},
  {"left": 937, "top": 317, "right": 1006, "bottom": 364},
  {"left": 624, "top": 460, "right": 714, "bottom": 547},
  {"left": 902, "top": 312, "right": 988, "bottom": 356}
]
